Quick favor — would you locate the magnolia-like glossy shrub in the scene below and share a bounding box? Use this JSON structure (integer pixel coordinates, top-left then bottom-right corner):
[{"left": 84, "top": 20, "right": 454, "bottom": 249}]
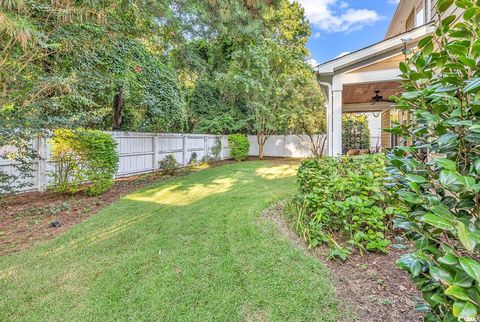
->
[
  {"left": 228, "top": 134, "right": 249, "bottom": 161},
  {"left": 50, "top": 129, "right": 118, "bottom": 195},
  {"left": 292, "top": 155, "right": 404, "bottom": 260},
  {"left": 387, "top": 1, "right": 480, "bottom": 320}
]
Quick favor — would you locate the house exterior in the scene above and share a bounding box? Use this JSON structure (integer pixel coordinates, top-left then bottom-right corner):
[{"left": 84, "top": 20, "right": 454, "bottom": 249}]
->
[{"left": 315, "top": 0, "right": 464, "bottom": 156}]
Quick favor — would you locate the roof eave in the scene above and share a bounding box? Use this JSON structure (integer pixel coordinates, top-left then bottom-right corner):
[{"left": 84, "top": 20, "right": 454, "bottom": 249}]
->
[{"left": 315, "top": 24, "right": 434, "bottom": 75}]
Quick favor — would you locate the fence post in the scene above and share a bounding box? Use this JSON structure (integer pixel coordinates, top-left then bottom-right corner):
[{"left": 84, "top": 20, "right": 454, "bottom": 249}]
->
[
  {"left": 37, "top": 136, "right": 48, "bottom": 192},
  {"left": 182, "top": 134, "right": 187, "bottom": 166},
  {"left": 153, "top": 135, "right": 159, "bottom": 171},
  {"left": 204, "top": 136, "right": 208, "bottom": 159},
  {"left": 223, "top": 135, "right": 228, "bottom": 160}
]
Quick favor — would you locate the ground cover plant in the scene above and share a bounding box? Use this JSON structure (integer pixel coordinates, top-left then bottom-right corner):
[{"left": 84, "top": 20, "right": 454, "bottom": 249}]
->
[
  {"left": 0, "top": 160, "right": 346, "bottom": 321},
  {"left": 50, "top": 129, "right": 119, "bottom": 196},
  {"left": 289, "top": 155, "right": 405, "bottom": 260},
  {"left": 386, "top": 1, "right": 480, "bottom": 320}
]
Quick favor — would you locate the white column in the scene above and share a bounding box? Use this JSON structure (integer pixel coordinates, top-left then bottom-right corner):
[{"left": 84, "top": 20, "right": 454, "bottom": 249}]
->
[
  {"left": 331, "top": 90, "right": 343, "bottom": 156},
  {"left": 326, "top": 93, "right": 334, "bottom": 156},
  {"left": 427, "top": 0, "right": 432, "bottom": 22},
  {"left": 330, "top": 76, "right": 343, "bottom": 156}
]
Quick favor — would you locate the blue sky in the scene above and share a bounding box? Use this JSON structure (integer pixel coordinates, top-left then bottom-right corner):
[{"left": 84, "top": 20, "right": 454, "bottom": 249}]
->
[{"left": 297, "top": 0, "right": 400, "bottom": 65}]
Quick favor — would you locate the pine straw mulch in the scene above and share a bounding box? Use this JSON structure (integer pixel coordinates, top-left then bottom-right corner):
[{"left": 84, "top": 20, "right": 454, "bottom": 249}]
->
[{"left": 262, "top": 202, "right": 423, "bottom": 322}]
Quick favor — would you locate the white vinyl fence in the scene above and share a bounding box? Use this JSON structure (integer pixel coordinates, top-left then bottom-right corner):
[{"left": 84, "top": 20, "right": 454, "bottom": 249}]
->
[
  {"left": 247, "top": 135, "right": 326, "bottom": 158},
  {"left": 1, "top": 132, "right": 324, "bottom": 193},
  {"left": 0, "top": 132, "right": 230, "bottom": 193}
]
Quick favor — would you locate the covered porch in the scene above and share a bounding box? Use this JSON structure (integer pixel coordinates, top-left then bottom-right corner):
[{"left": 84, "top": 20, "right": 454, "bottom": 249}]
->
[{"left": 316, "top": 25, "right": 433, "bottom": 156}]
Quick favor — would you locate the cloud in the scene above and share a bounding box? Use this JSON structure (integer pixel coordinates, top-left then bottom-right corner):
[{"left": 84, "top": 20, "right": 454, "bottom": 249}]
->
[
  {"left": 335, "top": 51, "right": 351, "bottom": 58},
  {"left": 387, "top": 0, "right": 400, "bottom": 4},
  {"left": 308, "top": 58, "right": 320, "bottom": 67},
  {"left": 296, "top": 0, "right": 383, "bottom": 34}
]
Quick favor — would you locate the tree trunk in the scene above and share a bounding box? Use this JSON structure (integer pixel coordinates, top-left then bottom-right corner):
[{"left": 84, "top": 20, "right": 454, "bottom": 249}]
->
[
  {"left": 257, "top": 134, "right": 266, "bottom": 159},
  {"left": 112, "top": 85, "right": 124, "bottom": 131},
  {"left": 259, "top": 141, "right": 265, "bottom": 159}
]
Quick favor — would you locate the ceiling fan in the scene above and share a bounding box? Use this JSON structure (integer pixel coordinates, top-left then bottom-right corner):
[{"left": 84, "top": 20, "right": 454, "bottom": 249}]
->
[{"left": 371, "top": 90, "right": 394, "bottom": 104}]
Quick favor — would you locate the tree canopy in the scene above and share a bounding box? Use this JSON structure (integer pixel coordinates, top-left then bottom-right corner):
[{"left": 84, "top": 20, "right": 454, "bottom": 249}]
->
[{"left": 1, "top": 0, "right": 325, "bottom": 140}]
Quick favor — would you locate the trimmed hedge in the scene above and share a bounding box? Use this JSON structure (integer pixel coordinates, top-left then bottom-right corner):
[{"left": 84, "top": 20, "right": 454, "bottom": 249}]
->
[{"left": 228, "top": 134, "right": 249, "bottom": 161}]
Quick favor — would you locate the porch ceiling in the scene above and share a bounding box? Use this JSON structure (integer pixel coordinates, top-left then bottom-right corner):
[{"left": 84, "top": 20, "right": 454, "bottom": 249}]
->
[{"left": 343, "top": 81, "right": 401, "bottom": 105}]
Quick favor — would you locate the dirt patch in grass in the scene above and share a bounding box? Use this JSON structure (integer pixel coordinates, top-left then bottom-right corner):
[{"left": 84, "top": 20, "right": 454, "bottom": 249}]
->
[
  {"left": 0, "top": 160, "right": 243, "bottom": 256},
  {"left": 263, "top": 202, "right": 423, "bottom": 322}
]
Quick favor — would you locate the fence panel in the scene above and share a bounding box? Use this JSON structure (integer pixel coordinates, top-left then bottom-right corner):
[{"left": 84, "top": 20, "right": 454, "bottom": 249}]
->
[
  {"left": 110, "top": 132, "right": 157, "bottom": 177},
  {"left": 247, "top": 135, "right": 326, "bottom": 158},
  {"left": 1, "top": 132, "right": 323, "bottom": 193},
  {"left": 2, "top": 132, "right": 230, "bottom": 192}
]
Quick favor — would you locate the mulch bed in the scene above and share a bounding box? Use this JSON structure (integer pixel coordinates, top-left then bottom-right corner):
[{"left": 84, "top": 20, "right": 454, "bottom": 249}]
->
[{"left": 263, "top": 203, "right": 423, "bottom": 322}]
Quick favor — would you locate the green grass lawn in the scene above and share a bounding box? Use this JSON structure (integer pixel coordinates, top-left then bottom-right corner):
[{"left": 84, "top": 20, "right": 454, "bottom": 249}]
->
[{"left": 0, "top": 161, "right": 345, "bottom": 321}]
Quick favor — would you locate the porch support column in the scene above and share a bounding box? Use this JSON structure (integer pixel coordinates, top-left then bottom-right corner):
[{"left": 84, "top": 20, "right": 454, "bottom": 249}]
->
[{"left": 330, "top": 77, "right": 343, "bottom": 156}]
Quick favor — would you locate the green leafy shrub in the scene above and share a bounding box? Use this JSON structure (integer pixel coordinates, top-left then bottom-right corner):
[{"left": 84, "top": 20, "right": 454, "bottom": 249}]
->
[
  {"left": 159, "top": 154, "right": 179, "bottom": 175},
  {"left": 50, "top": 129, "right": 118, "bottom": 196},
  {"left": 228, "top": 134, "right": 249, "bottom": 161},
  {"left": 291, "top": 155, "right": 404, "bottom": 259},
  {"left": 386, "top": 2, "right": 480, "bottom": 320},
  {"left": 211, "top": 136, "right": 223, "bottom": 163}
]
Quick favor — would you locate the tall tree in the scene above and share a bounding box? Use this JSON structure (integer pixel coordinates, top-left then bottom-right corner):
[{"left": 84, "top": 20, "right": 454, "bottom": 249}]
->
[
  {"left": 1, "top": 0, "right": 185, "bottom": 131},
  {"left": 284, "top": 67, "right": 327, "bottom": 157},
  {"left": 222, "top": 0, "right": 313, "bottom": 158}
]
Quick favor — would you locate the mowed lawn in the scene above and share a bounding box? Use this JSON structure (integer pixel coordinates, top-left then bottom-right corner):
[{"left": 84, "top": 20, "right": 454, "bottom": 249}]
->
[{"left": 0, "top": 161, "right": 345, "bottom": 321}]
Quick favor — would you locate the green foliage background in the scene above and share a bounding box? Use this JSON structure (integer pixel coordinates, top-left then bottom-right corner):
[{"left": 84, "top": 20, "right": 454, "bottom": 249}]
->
[
  {"left": 342, "top": 114, "right": 370, "bottom": 152},
  {"left": 0, "top": 0, "right": 325, "bottom": 135}
]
